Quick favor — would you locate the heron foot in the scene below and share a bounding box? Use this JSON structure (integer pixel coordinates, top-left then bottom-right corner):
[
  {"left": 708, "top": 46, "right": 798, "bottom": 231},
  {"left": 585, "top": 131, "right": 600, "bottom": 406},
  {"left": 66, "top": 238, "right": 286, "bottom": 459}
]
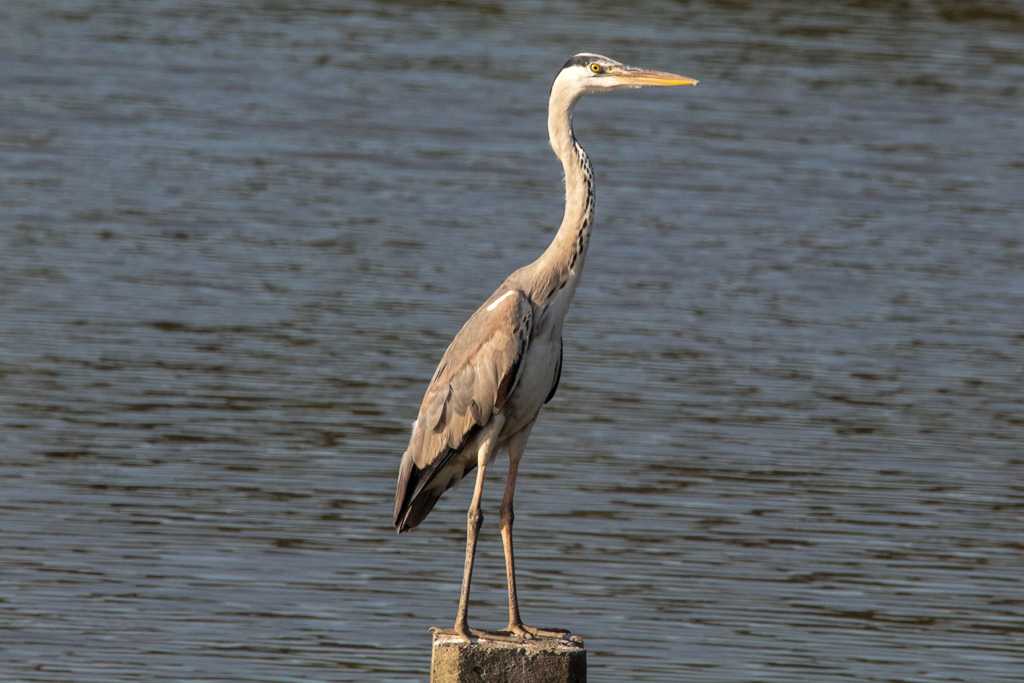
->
[
  {"left": 507, "top": 623, "right": 536, "bottom": 640},
  {"left": 430, "top": 625, "right": 493, "bottom": 643},
  {"left": 517, "top": 624, "right": 574, "bottom": 640},
  {"left": 430, "top": 624, "right": 476, "bottom": 642},
  {"left": 477, "top": 623, "right": 575, "bottom": 643}
]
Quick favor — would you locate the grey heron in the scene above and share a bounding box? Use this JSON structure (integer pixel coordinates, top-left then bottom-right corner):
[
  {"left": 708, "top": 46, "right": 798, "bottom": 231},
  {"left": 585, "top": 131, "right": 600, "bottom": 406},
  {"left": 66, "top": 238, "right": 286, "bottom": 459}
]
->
[{"left": 393, "top": 53, "right": 698, "bottom": 642}]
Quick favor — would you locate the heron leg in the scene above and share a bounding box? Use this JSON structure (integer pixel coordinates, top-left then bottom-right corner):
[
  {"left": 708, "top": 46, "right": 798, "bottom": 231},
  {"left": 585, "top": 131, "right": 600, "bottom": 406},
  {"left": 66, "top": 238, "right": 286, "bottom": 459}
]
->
[
  {"left": 452, "top": 420, "right": 502, "bottom": 641},
  {"left": 499, "top": 426, "right": 573, "bottom": 641},
  {"left": 500, "top": 431, "right": 524, "bottom": 633}
]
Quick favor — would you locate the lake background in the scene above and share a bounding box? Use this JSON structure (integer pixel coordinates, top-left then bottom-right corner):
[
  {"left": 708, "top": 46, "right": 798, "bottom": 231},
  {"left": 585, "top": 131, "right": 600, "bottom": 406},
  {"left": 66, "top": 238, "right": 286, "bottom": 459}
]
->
[{"left": 1, "top": 1, "right": 1022, "bottom": 681}]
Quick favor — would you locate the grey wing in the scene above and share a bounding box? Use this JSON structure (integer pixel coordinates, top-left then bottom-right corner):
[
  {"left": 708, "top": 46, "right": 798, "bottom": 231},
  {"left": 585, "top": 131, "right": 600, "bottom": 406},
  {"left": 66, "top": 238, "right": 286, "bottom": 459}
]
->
[
  {"left": 545, "top": 337, "right": 562, "bottom": 404},
  {"left": 393, "top": 289, "right": 533, "bottom": 532}
]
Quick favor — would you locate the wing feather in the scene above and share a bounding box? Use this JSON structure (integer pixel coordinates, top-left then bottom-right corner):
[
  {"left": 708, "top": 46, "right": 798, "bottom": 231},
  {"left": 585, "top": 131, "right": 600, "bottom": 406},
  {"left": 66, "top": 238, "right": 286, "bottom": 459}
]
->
[{"left": 393, "top": 289, "right": 533, "bottom": 531}]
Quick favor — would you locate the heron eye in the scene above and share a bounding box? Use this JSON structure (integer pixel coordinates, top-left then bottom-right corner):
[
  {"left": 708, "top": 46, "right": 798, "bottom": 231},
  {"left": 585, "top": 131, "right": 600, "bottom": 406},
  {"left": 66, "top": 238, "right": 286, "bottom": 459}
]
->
[{"left": 589, "top": 63, "right": 603, "bottom": 74}]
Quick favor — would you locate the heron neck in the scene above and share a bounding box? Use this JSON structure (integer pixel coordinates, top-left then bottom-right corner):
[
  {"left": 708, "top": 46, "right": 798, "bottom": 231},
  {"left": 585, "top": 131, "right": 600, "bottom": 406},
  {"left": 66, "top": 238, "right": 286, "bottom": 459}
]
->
[{"left": 543, "top": 85, "right": 594, "bottom": 282}]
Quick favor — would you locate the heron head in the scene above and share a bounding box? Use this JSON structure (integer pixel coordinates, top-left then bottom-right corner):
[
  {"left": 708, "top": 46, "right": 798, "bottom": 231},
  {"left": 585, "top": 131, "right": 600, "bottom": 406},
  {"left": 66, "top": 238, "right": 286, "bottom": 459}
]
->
[{"left": 555, "top": 53, "right": 699, "bottom": 96}]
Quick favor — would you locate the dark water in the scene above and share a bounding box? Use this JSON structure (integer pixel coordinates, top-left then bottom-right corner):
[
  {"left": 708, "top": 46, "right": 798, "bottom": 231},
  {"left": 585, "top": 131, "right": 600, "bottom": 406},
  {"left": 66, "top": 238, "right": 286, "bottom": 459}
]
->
[{"left": 2, "top": 1, "right": 1022, "bottom": 681}]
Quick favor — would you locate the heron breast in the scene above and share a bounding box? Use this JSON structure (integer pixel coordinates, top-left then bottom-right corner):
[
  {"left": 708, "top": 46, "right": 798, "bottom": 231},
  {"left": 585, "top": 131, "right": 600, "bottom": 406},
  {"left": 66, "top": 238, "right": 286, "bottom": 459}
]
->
[{"left": 501, "top": 334, "right": 562, "bottom": 437}]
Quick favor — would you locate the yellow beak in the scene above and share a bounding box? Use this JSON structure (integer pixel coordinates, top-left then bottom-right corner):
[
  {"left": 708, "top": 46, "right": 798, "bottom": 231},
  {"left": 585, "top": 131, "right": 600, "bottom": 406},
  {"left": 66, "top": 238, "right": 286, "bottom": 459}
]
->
[{"left": 617, "top": 68, "right": 699, "bottom": 87}]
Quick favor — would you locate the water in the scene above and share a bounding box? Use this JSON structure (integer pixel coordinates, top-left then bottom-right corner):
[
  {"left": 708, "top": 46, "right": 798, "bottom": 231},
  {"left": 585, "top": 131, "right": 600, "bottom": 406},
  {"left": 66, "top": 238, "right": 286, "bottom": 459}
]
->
[{"left": 2, "top": 1, "right": 1022, "bottom": 681}]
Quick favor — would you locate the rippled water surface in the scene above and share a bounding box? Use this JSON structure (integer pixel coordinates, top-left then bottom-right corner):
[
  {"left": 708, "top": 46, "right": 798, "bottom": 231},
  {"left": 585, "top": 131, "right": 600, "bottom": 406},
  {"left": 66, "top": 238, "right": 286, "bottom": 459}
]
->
[{"left": 2, "top": 1, "right": 1023, "bottom": 681}]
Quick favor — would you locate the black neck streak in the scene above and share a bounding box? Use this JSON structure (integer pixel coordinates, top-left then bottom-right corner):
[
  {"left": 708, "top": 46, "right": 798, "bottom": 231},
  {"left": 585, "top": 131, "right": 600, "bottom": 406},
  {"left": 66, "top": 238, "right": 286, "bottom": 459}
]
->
[{"left": 566, "top": 138, "right": 594, "bottom": 274}]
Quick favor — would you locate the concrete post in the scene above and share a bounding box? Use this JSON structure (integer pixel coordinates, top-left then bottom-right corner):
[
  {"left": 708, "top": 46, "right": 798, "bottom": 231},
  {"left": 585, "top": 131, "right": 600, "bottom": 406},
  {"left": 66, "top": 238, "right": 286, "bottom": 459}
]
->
[{"left": 430, "top": 632, "right": 586, "bottom": 683}]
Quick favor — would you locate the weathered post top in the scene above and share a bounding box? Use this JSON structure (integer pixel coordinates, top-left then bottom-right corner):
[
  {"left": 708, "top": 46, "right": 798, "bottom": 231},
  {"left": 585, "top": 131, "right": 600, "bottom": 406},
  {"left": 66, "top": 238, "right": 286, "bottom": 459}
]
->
[{"left": 431, "top": 631, "right": 586, "bottom": 683}]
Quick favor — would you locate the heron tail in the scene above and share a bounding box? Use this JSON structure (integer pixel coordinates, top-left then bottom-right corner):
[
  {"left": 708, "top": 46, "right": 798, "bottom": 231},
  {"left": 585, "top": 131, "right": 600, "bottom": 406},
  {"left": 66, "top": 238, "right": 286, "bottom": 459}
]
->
[
  {"left": 393, "top": 445, "right": 469, "bottom": 533},
  {"left": 392, "top": 449, "right": 416, "bottom": 531}
]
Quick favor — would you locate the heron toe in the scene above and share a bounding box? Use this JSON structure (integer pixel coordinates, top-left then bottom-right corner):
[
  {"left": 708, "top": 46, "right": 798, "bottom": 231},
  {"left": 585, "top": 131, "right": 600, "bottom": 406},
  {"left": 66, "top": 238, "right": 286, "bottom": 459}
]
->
[
  {"left": 524, "top": 624, "right": 572, "bottom": 639},
  {"left": 504, "top": 622, "right": 572, "bottom": 641},
  {"left": 431, "top": 624, "right": 478, "bottom": 643}
]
